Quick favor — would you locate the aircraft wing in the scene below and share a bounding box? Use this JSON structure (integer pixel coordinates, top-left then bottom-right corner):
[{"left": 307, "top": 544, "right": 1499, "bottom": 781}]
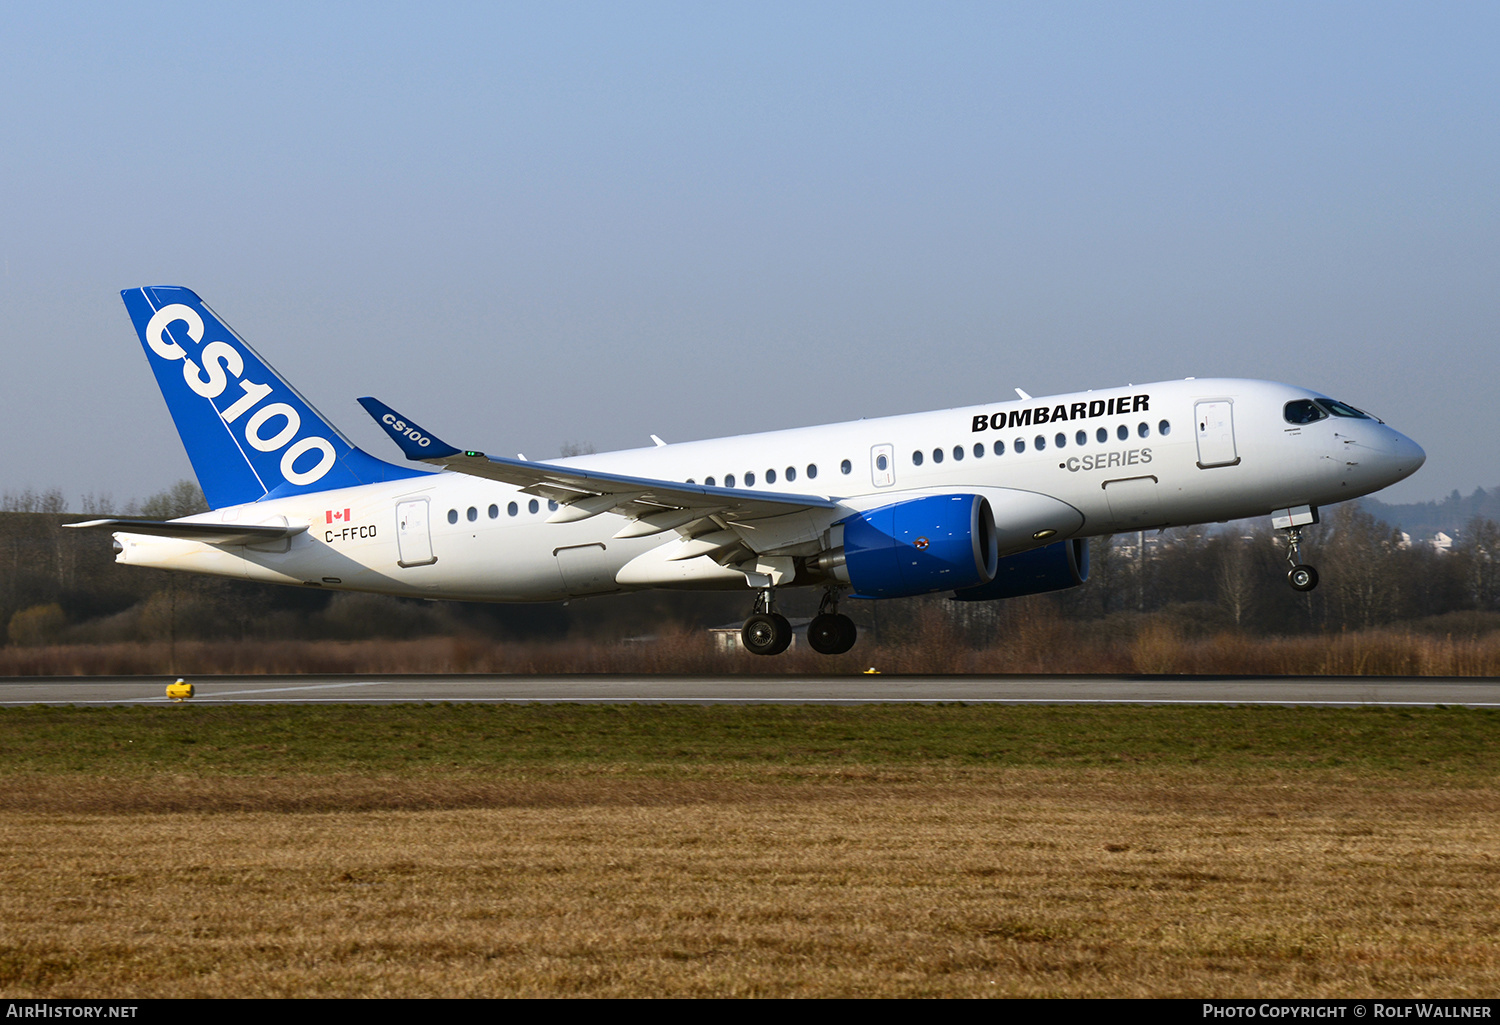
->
[
  {"left": 64, "top": 518, "right": 308, "bottom": 545},
  {"left": 358, "top": 398, "right": 839, "bottom": 549}
]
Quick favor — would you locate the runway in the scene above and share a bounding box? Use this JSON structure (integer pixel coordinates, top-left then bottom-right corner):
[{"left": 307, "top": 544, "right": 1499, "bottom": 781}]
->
[{"left": 2, "top": 674, "right": 1499, "bottom": 706}]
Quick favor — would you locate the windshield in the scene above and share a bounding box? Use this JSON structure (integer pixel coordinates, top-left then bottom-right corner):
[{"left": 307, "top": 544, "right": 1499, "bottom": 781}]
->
[{"left": 1318, "top": 399, "right": 1374, "bottom": 420}]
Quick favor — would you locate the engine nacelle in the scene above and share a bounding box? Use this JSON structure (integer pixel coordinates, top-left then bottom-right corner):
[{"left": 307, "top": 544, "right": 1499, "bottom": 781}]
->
[
  {"left": 950, "top": 538, "right": 1089, "bottom": 602},
  {"left": 837, "top": 494, "right": 999, "bottom": 599}
]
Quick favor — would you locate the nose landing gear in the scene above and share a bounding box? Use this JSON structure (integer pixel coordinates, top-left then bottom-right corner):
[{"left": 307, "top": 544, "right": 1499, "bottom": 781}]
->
[{"left": 1282, "top": 525, "right": 1319, "bottom": 592}]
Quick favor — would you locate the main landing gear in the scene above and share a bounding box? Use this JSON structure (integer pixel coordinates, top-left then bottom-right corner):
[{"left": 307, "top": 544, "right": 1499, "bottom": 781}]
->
[
  {"left": 741, "top": 589, "right": 793, "bottom": 656},
  {"left": 807, "top": 589, "right": 856, "bottom": 656},
  {"left": 1281, "top": 525, "right": 1319, "bottom": 592},
  {"left": 740, "top": 588, "right": 858, "bottom": 656}
]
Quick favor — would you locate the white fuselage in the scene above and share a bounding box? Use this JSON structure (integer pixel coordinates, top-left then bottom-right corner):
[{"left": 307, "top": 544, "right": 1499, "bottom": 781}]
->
[{"left": 113, "top": 378, "right": 1424, "bottom": 602}]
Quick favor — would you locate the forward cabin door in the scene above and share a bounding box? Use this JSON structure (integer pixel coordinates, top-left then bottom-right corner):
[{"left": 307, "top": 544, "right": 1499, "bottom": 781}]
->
[
  {"left": 1194, "top": 400, "right": 1240, "bottom": 468},
  {"left": 396, "top": 499, "right": 437, "bottom": 567}
]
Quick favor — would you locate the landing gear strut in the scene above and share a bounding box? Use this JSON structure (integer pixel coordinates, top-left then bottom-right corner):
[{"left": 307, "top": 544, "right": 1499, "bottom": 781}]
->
[
  {"left": 1282, "top": 525, "right": 1319, "bottom": 592},
  {"left": 741, "top": 588, "right": 792, "bottom": 656},
  {"left": 807, "top": 589, "right": 857, "bottom": 655}
]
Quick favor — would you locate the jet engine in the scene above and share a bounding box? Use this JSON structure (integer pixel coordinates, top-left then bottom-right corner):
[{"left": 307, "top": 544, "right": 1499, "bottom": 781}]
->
[
  {"left": 821, "top": 494, "right": 999, "bottom": 599},
  {"left": 950, "top": 538, "right": 1089, "bottom": 601}
]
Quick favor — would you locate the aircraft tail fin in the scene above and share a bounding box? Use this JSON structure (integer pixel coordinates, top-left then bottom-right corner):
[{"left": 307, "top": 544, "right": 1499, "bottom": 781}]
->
[{"left": 121, "top": 287, "right": 426, "bottom": 508}]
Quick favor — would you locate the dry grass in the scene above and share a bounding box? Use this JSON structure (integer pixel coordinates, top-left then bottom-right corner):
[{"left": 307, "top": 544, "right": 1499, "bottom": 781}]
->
[{"left": 3, "top": 768, "right": 1498, "bottom": 998}]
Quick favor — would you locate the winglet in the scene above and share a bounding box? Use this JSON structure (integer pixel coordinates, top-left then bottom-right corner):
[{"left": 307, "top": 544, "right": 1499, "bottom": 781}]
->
[{"left": 357, "top": 397, "right": 466, "bottom": 461}]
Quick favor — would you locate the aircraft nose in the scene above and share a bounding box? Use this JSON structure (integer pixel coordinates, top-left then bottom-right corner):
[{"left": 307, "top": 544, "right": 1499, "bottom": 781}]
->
[
  {"left": 1396, "top": 431, "right": 1425, "bottom": 471},
  {"left": 1381, "top": 428, "right": 1425, "bottom": 482}
]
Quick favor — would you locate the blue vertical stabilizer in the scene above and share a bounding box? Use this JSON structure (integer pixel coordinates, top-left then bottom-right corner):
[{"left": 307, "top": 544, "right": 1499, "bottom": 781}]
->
[{"left": 121, "top": 286, "right": 426, "bottom": 508}]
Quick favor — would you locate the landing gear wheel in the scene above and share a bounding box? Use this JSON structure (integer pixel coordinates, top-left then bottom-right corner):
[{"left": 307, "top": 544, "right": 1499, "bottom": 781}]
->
[
  {"left": 742, "top": 612, "right": 793, "bottom": 656},
  {"left": 1287, "top": 564, "right": 1319, "bottom": 592},
  {"left": 807, "top": 613, "right": 857, "bottom": 655}
]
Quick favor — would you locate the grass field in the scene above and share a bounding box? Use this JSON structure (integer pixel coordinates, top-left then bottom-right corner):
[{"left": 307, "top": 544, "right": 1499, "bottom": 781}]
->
[{"left": 2, "top": 704, "right": 1498, "bottom": 997}]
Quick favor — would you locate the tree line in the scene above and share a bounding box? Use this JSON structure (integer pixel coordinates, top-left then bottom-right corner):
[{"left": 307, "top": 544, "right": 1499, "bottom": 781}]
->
[{"left": 1, "top": 483, "right": 1496, "bottom": 650}]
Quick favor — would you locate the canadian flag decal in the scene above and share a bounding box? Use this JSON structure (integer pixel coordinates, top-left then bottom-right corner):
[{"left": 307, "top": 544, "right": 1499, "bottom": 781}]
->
[{"left": 326, "top": 508, "right": 351, "bottom": 524}]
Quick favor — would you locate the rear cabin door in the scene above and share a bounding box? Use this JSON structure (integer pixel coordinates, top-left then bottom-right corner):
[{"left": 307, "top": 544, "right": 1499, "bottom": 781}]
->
[{"left": 395, "top": 499, "right": 436, "bottom": 567}]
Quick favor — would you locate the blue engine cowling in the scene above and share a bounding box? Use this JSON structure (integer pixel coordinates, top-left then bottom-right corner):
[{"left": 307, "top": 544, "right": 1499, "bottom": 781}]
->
[
  {"left": 950, "top": 538, "right": 1089, "bottom": 602},
  {"left": 841, "top": 494, "right": 999, "bottom": 599}
]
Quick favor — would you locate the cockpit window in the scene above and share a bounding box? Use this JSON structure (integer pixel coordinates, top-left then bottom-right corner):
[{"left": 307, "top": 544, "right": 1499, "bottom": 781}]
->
[
  {"left": 1283, "top": 400, "right": 1327, "bottom": 425},
  {"left": 1319, "top": 399, "right": 1373, "bottom": 420}
]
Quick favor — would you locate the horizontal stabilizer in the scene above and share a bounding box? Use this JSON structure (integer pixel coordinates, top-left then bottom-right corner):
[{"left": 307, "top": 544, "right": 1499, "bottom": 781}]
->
[{"left": 65, "top": 519, "right": 308, "bottom": 545}]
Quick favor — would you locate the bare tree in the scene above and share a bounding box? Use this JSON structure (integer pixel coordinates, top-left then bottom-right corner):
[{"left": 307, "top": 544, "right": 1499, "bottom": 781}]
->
[
  {"left": 1457, "top": 516, "right": 1500, "bottom": 611},
  {"left": 1213, "top": 535, "right": 1258, "bottom": 628},
  {"left": 1320, "top": 503, "right": 1402, "bottom": 630},
  {"left": 139, "top": 481, "right": 208, "bottom": 519},
  {"left": 2, "top": 487, "right": 66, "bottom": 513}
]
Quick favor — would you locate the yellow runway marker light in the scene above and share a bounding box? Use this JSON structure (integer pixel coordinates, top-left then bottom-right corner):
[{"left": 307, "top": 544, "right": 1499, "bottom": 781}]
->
[{"left": 166, "top": 678, "right": 194, "bottom": 701}]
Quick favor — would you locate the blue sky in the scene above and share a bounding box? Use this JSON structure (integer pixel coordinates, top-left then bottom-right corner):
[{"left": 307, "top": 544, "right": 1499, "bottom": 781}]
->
[{"left": 1, "top": 1, "right": 1494, "bottom": 507}]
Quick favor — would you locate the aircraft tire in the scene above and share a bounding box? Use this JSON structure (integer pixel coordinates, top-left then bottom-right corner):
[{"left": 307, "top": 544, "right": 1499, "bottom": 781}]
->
[
  {"left": 1287, "top": 564, "right": 1319, "bottom": 592},
  {"left": 742, "top": 612, "right": 793, "bottom": 656},
  {"left": 808, "top": 613, "right": 857, "bottom": 655}
]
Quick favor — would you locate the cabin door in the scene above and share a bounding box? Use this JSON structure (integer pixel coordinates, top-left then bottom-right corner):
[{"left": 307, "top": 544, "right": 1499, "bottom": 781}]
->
[
  {"left": 1194, "top": 400, "right": 1240, "bottom": 468},
  {"left": 395, "top": 499, "right": 437, "bottom": 567}
]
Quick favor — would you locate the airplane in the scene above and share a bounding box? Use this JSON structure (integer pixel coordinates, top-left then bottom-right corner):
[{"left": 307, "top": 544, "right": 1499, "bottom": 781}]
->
[{"left": 69, "top": 286, "right": 1426, "bottom": 655}]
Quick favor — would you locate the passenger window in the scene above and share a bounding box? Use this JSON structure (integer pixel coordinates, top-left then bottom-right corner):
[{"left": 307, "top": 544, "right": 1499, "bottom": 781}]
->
[
  {"left": 875, "top": 455, "right": 887, "bottom": 471},
  {"left": 1117, "top": 424, "right": 1129, "bottom": 441},
  {"left": 932, "top": 448, "right": 944, "bottom": 464},
  {"left": 1138, "top": 422, "right": 1150, "bottom": 438},
  {"left": 1035, "top": 435, "right": 1046, "bottom": 450},
  {"left": 840, "top": 459, "right": 852, "bottom": 475},
  {"left": 807, "top": 464, "right": 817, "bottom": 479},
  {"left": 488, "top": 504, "right": 498, "bottom": 519},
  {"left": 528, "top": 499, "right": 539, "bottom": 514},
  {"left": 548, "top": 500, "right": 558, "bottom": 511},
  {"left": 786, "top": 466, "right": 796, "bottom": 482},
  {"left": 993, "top": 440, "right": 1005, "bottom": 456},
  {"left": 973, "top": 443, "right": 984, "bottom": 458},
  {"left": 952, "top": 445, "right": 963, "bottom": 461},
  {"left": 508, "top": 502, "right": 518, "bottom": 516},
  {"left": 467, "top": 506, "right": 478, "bottom": 522},
  {"left": 745, "top": 471, "right": 756, "bottom": 486},
  {"left": 1075, "top": 430, "right": 1086, "bottom": 446},
  {"left": 705, "top": 476, "right": 715, "bottom": 486},
  {"left": 1015, "top": 438, "right": 1026, "bottom": 453},
  {"left": 1055, "top": 433, "right": 1066, "bottom": 448},
  {"left": 447, "top": 509, "right": 458, "bottom": 524},
  {"left": 912, "top": 450, "right": 924, "bottom": 466},
  {"left": 766, "top": 468, "right": 776, "bottom": 484},
  {"left": 725, "top": 474, "right": 736, "bottom": 488},
  {"left": 1159, "top": 420, "right": 1171, "bottom": 436},
  {"left": 1096, "top": 427, "right": 1107, "bottom": 443}
]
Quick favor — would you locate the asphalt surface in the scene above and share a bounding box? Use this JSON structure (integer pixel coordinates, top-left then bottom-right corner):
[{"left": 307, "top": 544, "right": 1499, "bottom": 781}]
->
[{"left": 2, "top": 674, "right": 1498, "bottom": 706}]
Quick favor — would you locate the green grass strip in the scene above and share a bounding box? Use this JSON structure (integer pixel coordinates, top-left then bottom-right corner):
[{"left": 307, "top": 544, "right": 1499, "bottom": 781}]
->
[{"left": 1, "top": 703, "right": 1497, "bottom": 779}]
